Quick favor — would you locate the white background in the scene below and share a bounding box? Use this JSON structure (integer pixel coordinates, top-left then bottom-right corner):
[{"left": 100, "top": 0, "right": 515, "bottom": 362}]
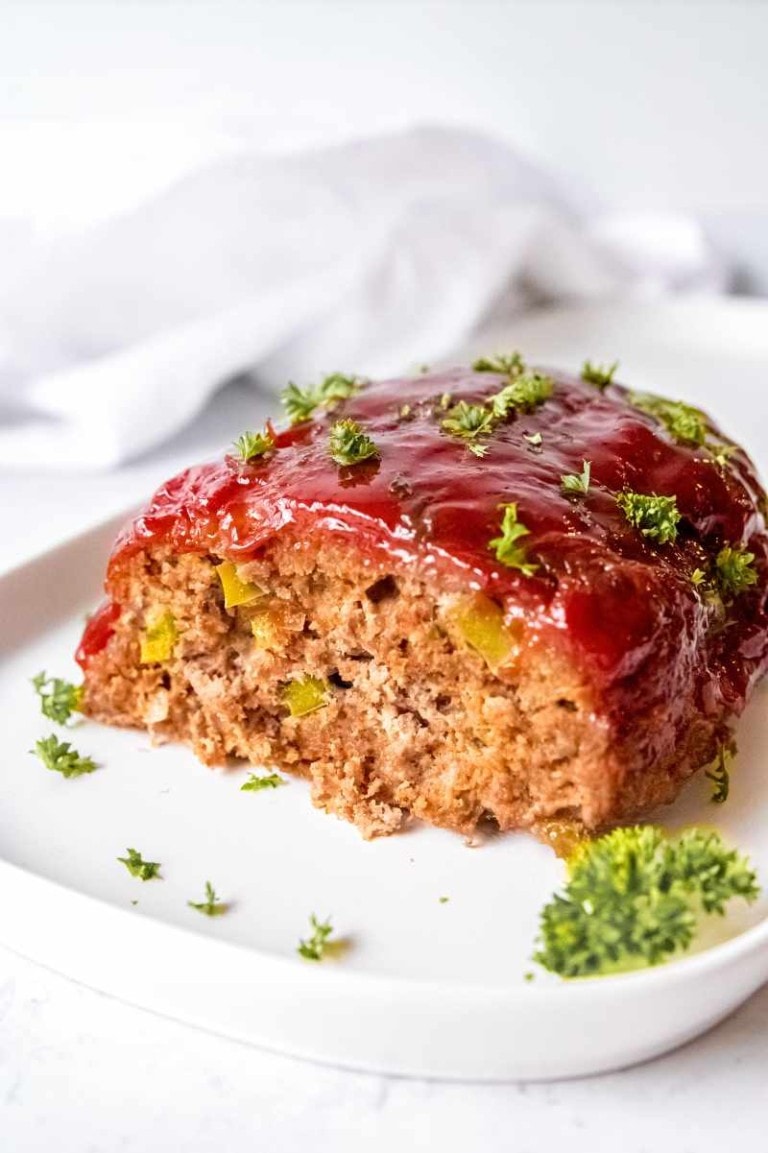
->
[
  {"left": 2, "top": 3, "right": 768, "bottom": 1149},
  {"left": 1, "top": 0, "right": 768, "bottom": 287}
]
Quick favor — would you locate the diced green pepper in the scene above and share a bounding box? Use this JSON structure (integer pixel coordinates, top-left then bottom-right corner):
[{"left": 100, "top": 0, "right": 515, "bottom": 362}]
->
[
  {"left": 282, "top": 675, "right": 331, "bottom": 717},
  {"left": 139, "top": 610, "right": 178, "bottom": 664},
  {"left": 215, "top": 560, "right": 264, "bottom": 609},
  {"left": 449, "top": 594, "right": 516, "bottom": 669}
]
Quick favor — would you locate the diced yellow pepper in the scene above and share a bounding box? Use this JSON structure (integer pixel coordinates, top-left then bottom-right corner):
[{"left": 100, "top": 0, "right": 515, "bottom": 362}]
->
[
  {"left": 139, "top": 610, "right": 178, "bottom": 664},
  {"left": 449, "top": 594, "right": 516, "bottom": 669},
  {"left": 281, "top": 675, "right": 330, "bottom": 717},
  {"left": 536, "top": 817, "right": 588, "bottom": 862},
  {"left": 215, "top": 560, "right": 264, "bottom": 609}
]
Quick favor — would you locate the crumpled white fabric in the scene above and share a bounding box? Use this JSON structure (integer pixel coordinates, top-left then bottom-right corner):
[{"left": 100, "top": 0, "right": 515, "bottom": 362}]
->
[{"left": 0, "top": 126, "right": 725, "bottom": 470}]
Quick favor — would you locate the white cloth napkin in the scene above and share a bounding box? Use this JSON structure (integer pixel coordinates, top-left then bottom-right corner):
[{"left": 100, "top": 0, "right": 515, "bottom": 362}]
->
[{"left": 0, "top": 127, "right": 725, "bottom": 470}]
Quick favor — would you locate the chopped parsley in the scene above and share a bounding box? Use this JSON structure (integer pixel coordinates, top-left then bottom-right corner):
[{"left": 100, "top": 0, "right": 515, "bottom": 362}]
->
[
  {"left": 31, "top": 672, "right": 83, "bottom": 724},
  {"left": 691, "top": 567, "right": 707, "bottom": 587},
  {"left": 440, "top": 401, "right": 495, "bottom": 456},
  {"left": 489, "top": 503, "right": 538, "bottom": 576},
  {"left": 616, "top": 491, "right": 681, "bottom": 545},
  {"left": 710, "top": 442, "right": 738, "bottom": 471},
  {"left": 240, "top": 771, "right": 286, "bottom": 792},
  {"left": 118, "top": 848, "right": 162, "bottom": 881},
  {"left": 561, "top": 460, "right": 591, "bottom": 497},
  {"left": 328, "top": 419, "right": 380, "bottom": 466},
  {"left": 489, "top": 373, "right": 553, "bottom": 418},
  {"left": 472, "top": 351, "right": 526, "bottom": 378},
  {"left": 441, "top": 373, "right": 552, "bottom": 457},
  {"left": 630, "top": 392, "right": 708, "bottom": 447},
  {"left": 715, "top": 545, "right": 758, "bottom": 598},
  {"left": 533, "top": 825, "right": 759, "bottom": 978},
  {"left": 297, "top": 914, "right": 336, "bottom": 961},
  {"left": 232, "top": 427, "right": 274, "bottom": 462},
  {"left": 581, "top": 360, "right": 619, "bottom": 390},
  {"left": 705, "top": 744, "right": 732, "bottom": 804},
  {"left": 188, "top": 881, "right": 228, "bottom": 917},
  {"left": 281, "top": 373, "right": 363, "bottom": 424},
  {"left": 31, "top": 734, "right": 97, "bottom": 778}
]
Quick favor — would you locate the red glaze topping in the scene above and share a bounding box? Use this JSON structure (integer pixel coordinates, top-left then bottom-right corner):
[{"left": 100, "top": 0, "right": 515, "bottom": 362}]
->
[
  {"left": 82, "top": 367, "right": 768, "bottom": 733},
  {"left": 76, "top": 599, "right": 120, "bottom": 669}
]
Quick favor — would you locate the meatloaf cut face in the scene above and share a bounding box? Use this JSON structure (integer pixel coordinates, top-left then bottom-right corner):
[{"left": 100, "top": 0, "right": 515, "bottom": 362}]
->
[{"left": 77, "top": 360, "right": 768, "bottom": 840}]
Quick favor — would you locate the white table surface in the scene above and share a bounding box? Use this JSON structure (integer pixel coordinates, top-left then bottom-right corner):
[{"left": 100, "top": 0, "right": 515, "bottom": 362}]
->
[{"left": 1, "top": 381, "right": 767, "bottom": 1152}]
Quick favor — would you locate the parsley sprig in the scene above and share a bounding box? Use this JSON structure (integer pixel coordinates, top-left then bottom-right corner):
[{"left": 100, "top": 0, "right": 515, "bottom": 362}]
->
[
  {"left": 490, "top": 373, "right": 554, "bottom": 418},
  {"left": 241, "top": 771, "right": 286, "bottom": 792},
  {"left": 281, "top": 373, "right": 363, "bottom": 424},
  {"left": 630, "top": 392, "right": 708, "bottom": 447},
  {"left": 561, "top": 460, "right": 591, "bottom": 497},
  {"left": 715, "top": 545, "right": 758, "bottom": 598},
  {"left": 705, "top": 744, "right": 732, "bottom": 804},
  {"left": 31, "top": 734, "right": 97, "bottom": 778},
  {"left": 472, "top": 351, "right": 526, "bottom": 377},
  {"left": 534, "top": 825, "right": 759, "bottom": 978},
  {"left": 297, "top": 914, "right": 336, "bottom": 961},
  {"left": 188, "top": 881, "right": 228, "bottom": 917},
  {"left": 442, "top": 365, "right": 552, "bottom": 456},
  {"left": 32, "top": 672, "right": 83, "bottom": 724},
  {"left": 232, "top": 427, "right": 274, "bottom": 462},
  {"left": 616, "top": 491, "right": 681, "bottom": 545},
  {"left": 118, "top": 848, "right": 162, "bottom": 881},
  {"left": 328, "top": 419, "right": 379, "bottom": 466},
  {"left": 440, "top": 401, "right": 495, "bottom": 457},
  {"left": 489, "top": 503, "right": 538, "bottom": 575},
  {"left": 581, "top": 360, "right": 618, "bottom": 390}
]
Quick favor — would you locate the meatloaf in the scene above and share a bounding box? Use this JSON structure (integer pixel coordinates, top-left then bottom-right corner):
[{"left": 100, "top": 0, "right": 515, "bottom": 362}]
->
[{"left": 77, "top": 356, "right": 768, "bottom": 839}]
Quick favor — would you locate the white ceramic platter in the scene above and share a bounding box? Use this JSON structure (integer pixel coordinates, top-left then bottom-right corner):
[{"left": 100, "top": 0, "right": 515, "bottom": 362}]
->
[{"left": 1, "top": 300, "right": 768, "bottom": 1081}]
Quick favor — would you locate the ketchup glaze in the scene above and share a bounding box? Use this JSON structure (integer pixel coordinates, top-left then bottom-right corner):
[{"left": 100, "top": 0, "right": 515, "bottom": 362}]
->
[{"left": 79, "top": 367, "right": 768, "bottom": 727}]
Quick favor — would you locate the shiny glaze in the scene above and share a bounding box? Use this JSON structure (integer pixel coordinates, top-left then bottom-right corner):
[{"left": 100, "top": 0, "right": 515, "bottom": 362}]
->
[{"left": 81, "top": 367, "right": 768, "bottom": 731}]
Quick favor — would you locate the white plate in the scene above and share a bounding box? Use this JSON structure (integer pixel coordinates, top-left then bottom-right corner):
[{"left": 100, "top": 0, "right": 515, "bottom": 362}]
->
[{"left": 2, "top": 300, "right": 768, "bottom": 1081}]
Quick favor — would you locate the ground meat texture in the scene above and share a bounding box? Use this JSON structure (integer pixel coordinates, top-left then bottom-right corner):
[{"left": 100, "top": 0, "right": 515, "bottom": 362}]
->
[{"left": 77, "top": 364, "right": 768, "bottom": 839}]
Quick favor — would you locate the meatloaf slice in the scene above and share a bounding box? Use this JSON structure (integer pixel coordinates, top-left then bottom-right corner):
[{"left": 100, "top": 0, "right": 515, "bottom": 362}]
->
[{"left": 77, "top": 358, "right": 768, "bottom": 839}]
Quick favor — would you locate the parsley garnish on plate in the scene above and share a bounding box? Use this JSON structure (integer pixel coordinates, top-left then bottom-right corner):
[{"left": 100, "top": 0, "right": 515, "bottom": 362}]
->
[
  {"left": 31, "top": 672, "right": 83, "bottom": 724},
  {"left": 232, "top": 427, "right": 274, "bottom": 462},
  {"left": 533, "top": 825, "right": 759, "bottom": 978},
  {"left": 328, "top": 419, "right": 379, "bottom": 466},
  {"left": 281, "top": 373, "right": 363, "bottom": 424},
  {"left": 489, "top": 503, "right": 539, "bottom": 576},
  {"left": 616, "top": 491, "right": 681, "bottom": 545},
  {"left": 240, "top": 771, "right": 286, "bottom": 792},
  {"left": 297, "top": 914, "right": 336, "bottom": 961},
  {"left": 31, "top": 734, "right": 97, "bottom": 778},
  {"left": 188, "top": 881, "right": 228, "bottom": 917},
  {"left": 581, "top": 360, "right": 618, "bottom": 390},
  {"left": 561, "top": 460, "right": 591, "bottom": 497},
  {"left": 118, "top": 848, "right": 162, "bottom": 881},
  {"left": 705, "top": 744, "right": 732, "bottom": 804}
]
